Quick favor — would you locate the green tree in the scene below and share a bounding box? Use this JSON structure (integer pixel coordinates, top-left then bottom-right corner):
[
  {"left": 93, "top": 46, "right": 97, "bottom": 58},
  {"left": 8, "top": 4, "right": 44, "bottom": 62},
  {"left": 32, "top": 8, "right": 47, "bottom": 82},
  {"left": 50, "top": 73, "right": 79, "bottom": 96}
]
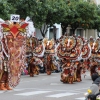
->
[
  {"left": 38, "top": 0, "right": 67, "bottom": 38},
  {"left": 61, "top": 0, "right": 97, "bottom": 35},
  {"left": 92, "top": 5, "right": 100, "bottom": 37},
  {"left": 61, "top": 0, "right": 81, "bottom": 35},
  {"left": 76, "top": 1, "right": 97, "bottom": 29},
  {"left": 7, "top": 0, "right": 67, "bottom": 38},
  {"left": 6, "top": 0, "right": 98, "bottom": 37},
  {"left": 0, "top": 0, "right": 15, "bottom": 20}
]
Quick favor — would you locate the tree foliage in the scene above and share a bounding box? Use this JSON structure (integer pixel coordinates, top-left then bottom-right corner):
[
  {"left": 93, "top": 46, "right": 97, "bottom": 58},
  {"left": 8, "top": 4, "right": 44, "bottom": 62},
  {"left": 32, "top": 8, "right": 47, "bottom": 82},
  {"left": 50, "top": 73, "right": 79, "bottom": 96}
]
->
[
  {"left": 0, "top": 0, "right": 15, "bottom": 20},
  {"left": 61, "top": 0, "right": 98, "bottom": 35},
  {"left": 6, "top": 0, "right": 67, "bottom": 38},
  {"left": 0, "top": 0, "right": 100, "bottom": 37},
  {"left": 93, "top": 5, "right": 100, "bottom": 32}
]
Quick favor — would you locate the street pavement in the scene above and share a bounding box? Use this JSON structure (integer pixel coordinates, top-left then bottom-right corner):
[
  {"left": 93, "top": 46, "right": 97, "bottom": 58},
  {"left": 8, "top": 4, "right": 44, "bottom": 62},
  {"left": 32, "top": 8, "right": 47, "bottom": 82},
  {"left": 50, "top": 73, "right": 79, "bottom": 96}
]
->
[{"left": 0, "top": 71, "right": 92, "bottom": 100}]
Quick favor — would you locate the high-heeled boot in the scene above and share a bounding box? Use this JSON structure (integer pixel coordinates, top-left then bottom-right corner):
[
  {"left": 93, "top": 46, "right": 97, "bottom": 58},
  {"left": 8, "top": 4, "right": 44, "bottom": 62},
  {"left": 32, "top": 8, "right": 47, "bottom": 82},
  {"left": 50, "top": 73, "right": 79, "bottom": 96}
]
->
[
  {"left": 5, "top": 83, "right": 12, "bottom": 90},
  {"left": 0, "top": 83, "right": 7, "bottom": 90}
]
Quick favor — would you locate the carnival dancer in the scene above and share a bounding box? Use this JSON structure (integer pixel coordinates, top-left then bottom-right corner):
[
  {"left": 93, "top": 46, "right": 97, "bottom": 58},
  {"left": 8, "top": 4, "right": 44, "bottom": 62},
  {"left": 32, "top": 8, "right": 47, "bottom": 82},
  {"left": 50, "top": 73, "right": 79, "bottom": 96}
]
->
[
  {"left": 27, "top": 39, "right": 44, "bottom": 76},
  {"left": 88, "top": 37, "right": 99, "bottom": 77},
  {"left": 26, "top": 37, "right": 38, "bottom": 77},
  {"left": 73, "top": 61, "right": 79, "bottom": 82},
  {"left": 28, "top": 57, "right": 35, "bottom": 77},
  {"left": 0, "top": 18, "right": 12, "bottom": 90},
  {"left": 60, "top": 60, "right": 75, "bottom": 84},
  {"left": 0, "top": 37, "right": 12, "bottom": 90},
  {"left": 26, "top": 52, "right": 43, "bottom": 77},
  {"left": 57, "top": 35, "right": 83, "bottom": 83},
  {"left": 0, "top": 59, "right": 12, "bottom": 90},
  {"left": 45, "top": 54, "right": 53, "bottom": 75},
  {"left": 0, "top": 17, "right": 30, "bottom": 88},
  {"left": 42, "top": 38, "right": 55, "bottom": 75},
  {"left": 76, "top": 61, "right": 83, "bottom": 82},
  {"left": 90, "top": 59, "right": 98, "bottom": 76}
]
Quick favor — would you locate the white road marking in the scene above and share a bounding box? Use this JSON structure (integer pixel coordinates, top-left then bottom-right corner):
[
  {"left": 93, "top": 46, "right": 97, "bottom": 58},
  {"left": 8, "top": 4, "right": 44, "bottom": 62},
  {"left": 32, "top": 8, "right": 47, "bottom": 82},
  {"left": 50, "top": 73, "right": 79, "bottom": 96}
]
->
[
  {"left": 42, "top": 78, "right": 47, "bottom": 80},
  {"left": 12, "top": 87, "right": 87, "bottom": 93},
  {"left": 46, "top": 92, "right": 79, "bottom": 98},
  {"left": 20, "top": 80, "right": 38, "bottom": 83},
  {"left": 50, "top": 83, "right": 63, "bottom": 85},
  {"left": 51, "top": 77, "right": 57, "bottom": 78},
  {"left": 14, "top": 89, "right": 26, "bottom": 91},
  {"left": 72, "top": 87, "right": 89, "bottom": 91},
  {"left": 75, "top": 97, "right": 85, "bottom": 100},
  {"left": 14, "top": 91, "right": 51, "bottom": 96},
  {"left": 33, "top": 80, "right": 38, "bottom": 81},
  {"left": 0, "top": 91, "right": 5, "bottom": 93}
]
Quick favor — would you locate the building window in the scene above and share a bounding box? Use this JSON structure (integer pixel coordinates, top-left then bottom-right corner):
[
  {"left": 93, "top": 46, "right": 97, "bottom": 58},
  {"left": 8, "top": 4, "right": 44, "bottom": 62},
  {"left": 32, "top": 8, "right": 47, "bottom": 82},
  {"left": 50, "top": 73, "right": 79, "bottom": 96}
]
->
[
  {"left": 49, "top": 28, "right": 53, "bottom": 39},
  {"left": 75, "top": 29, "right": 83, "bottom": 37},
  {"left": 70, "top": 29, "right": 73, "bottom": 36}
]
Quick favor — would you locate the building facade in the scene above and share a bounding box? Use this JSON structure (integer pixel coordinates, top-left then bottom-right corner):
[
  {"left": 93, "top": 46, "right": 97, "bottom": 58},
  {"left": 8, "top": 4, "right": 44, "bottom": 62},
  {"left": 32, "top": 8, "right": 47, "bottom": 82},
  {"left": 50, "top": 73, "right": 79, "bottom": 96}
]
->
[
  {"left": 93, "top": 0, "right": 100, "bottom": 5},
  {"left": 35, "top": 23, "right": 62, "bottom": 40}
]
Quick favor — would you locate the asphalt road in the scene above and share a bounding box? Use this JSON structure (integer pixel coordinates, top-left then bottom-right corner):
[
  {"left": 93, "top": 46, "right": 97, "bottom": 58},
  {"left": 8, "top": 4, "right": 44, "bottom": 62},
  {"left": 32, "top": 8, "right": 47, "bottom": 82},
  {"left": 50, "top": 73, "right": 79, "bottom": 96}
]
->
[{"left": 0, "top": 71, "right": 92, "bottom": 100}]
